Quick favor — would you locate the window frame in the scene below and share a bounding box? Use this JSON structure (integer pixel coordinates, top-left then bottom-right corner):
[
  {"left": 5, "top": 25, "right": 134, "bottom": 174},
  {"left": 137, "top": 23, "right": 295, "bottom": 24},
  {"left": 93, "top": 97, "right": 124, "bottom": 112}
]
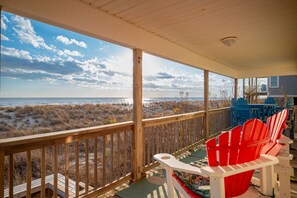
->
[{"left": 269, "top": 76, "right": 279, "bottom": 88}]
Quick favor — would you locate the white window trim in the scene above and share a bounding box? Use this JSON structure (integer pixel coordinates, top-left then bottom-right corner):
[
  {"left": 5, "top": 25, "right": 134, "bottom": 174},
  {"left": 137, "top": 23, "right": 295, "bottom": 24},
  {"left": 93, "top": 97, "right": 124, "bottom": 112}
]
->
[{"left": 269, "top": 76, "right": 279, "bottom": 88}]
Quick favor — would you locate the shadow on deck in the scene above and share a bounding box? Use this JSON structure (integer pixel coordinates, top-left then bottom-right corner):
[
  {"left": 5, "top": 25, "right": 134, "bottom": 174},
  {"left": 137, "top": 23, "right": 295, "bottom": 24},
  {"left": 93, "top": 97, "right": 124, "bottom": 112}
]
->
[{"left": 105, "top": 138, "right": 297, "bottom": 198}]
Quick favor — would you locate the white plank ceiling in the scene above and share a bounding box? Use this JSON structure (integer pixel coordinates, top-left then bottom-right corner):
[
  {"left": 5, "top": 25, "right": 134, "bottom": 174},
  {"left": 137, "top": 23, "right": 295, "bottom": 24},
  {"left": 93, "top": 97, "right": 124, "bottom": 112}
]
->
[{"left": 80, "top": 0, "right": 297, "bottom": 71}]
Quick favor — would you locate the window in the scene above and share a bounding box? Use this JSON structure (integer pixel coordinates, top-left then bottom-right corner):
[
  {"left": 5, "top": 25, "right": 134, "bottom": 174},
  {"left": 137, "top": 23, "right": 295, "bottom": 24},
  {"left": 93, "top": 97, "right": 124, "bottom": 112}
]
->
[{"left": 269, "top": 76, "right": 279, "bottom": 88}]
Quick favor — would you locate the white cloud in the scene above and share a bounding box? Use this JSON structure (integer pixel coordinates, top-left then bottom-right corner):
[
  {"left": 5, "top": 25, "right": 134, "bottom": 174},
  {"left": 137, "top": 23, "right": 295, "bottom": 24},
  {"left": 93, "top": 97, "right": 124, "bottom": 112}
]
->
[
  {"left": 1, "top": 15, "right": 8, "bottom": 30},
  {"left": 35, "top": 55, "right": 52, "bottom": 63},
  {"left": 1, "top": 45, "right": 32, "bottom": 60},
  {"left": 56, "top": 35, "right": 87, "bottom": 48},
  {"left": 58, "top": 49, "right": 83, "bottom": 57},
  {"left": 1, "top": 34, "right": 9, "bottom": 41},
  {"left": 11, "top": 15, "right": 52, "bottom": 50}
]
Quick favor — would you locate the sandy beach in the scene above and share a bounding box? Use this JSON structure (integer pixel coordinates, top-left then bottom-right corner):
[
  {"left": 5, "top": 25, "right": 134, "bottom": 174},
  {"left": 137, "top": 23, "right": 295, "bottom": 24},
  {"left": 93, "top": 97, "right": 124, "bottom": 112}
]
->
[{"left": 0, "top": 100, "right": 229, "bottom": 138}]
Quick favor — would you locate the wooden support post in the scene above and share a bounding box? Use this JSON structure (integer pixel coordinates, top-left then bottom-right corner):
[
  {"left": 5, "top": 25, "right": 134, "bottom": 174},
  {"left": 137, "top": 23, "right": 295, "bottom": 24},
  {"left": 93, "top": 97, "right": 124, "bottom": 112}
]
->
[
  {"left": 255, "top": 78, "right": 258, "bottom": 103},
  {"left": 0, "top": 150, "right": 4, "bottom": 198},
  {"left": 243, "top": 78, "right": 245, "bottom": 98},
  {"left": 234, "top": 78, "right": 238, "bottom": 99},
  {"left": 204, "top": 70, "right": 209, "bottom": 140},
  {"left": 132, "top": 48, "right": 144, "bottom": 181}
]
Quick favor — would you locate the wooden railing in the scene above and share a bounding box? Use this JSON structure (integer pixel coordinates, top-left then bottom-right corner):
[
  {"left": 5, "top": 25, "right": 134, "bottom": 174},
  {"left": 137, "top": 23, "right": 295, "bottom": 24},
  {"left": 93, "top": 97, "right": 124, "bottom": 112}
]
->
[
  {"left": 0, "top": 107, "right": 231, "bottom": 197},
  {"left": 209, "top": 107, "right": 231, "bottom": 137},
  {"left": 143, "top": 111, "right": 205, "bottom": 170},
  {"left": 0, "top": 122, "right": 134, "bottom": 198}
]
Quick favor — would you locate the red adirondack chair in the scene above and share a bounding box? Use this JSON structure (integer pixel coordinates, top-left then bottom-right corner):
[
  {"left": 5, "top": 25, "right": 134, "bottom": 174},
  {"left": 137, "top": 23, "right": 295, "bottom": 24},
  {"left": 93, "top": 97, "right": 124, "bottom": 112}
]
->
[
  {"left": 261, "top": 109, "right": 288, "bottom": 156},
  {"left": 260, "top": 109, "right": 293, "bottom": 197},
  {"left": 155, "top": 119, "right": 279, "bottom": 198}
]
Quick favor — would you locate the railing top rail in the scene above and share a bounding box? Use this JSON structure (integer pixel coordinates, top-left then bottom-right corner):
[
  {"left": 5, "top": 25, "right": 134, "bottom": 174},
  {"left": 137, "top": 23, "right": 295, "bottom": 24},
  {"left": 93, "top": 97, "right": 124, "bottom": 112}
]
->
[
  {"left": 0, "top": 121, "right": 134, "bottom": 150},
  {"left": 143, "top": 110, "right": 205, "bottom": 127},
  {"left": 209, "top": 107, "right": 230, "bottom": 114}
]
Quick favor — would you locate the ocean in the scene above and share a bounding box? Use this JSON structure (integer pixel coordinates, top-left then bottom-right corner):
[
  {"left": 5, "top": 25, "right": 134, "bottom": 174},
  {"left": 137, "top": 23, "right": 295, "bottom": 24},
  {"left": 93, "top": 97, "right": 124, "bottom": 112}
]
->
[{"left": 0, "top": 97, "right": 205, "bottom": 107}]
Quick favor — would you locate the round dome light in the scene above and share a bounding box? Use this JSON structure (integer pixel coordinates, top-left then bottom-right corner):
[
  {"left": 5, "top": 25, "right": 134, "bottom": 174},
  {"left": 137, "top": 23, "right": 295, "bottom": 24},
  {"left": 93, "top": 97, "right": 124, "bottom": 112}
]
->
[{"left": 221, "top": 37, "right": 237, "bottom": 47}]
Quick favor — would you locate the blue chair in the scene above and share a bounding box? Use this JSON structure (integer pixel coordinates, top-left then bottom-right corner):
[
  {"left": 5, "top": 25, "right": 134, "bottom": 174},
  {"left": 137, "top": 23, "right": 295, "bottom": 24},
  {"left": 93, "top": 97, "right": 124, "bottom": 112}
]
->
[
  {"left": 231, "top": 98, "right": 237, "bottom": 107},
  {"left": 264, "top": 97, "right": 277, "bottom": 117},
  {"left": 286, "top": 97, "right": 294, "bottom": 108},
  {"left": 236, "top": 104, "right": 251, "bottom": 126},
  {"left": 236, "top": 97, "right": 248, "bottom": 105},
  {"left": 230, "top": 98, "right": 237, "bottom": 127},
  {"left": 286, "top": 97, "right": 295, "bottom": 139},
  {"left": 265, "top": 97, "right": 276, "bottom": 104}
]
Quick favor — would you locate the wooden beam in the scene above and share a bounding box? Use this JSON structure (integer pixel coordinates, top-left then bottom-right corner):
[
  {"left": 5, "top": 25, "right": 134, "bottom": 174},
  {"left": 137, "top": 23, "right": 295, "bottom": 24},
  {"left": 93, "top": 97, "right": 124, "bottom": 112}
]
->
[
  {"left": 132, "top": 48, "right": 144, "bottom": 180},
  {"left": 0, "top": 150, "right": 4, "bottom": 198},
  {"left": 255, "top": 78, "right": 258, "bottom": 103},
  {"left": 204, "top": 70, "right": 209, "bottom": 140},
  {"left": 234, "top": 78, "right": 238, "bottom": 99},
  {"left": 243, "top": 78, "right": 245, "bottom": 98}
]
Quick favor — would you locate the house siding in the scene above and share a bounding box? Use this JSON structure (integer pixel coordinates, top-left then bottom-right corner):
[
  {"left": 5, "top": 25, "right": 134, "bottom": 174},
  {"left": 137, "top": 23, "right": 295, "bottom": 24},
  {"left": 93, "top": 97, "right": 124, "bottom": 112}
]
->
[{"left": 268, "top": 75, "right": 297, "bottom": 97}]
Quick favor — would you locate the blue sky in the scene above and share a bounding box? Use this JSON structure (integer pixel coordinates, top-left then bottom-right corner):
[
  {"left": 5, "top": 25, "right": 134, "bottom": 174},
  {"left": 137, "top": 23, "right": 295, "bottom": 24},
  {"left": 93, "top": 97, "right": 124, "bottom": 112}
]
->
[{"left": 1, "top": 11, "right": 233, "bottom": 98}]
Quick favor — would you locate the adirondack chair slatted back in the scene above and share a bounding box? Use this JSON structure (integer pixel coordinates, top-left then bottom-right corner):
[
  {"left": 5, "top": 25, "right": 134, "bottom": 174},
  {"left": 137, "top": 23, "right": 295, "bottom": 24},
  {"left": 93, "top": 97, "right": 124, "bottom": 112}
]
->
[
  {"left": 265, "top": 97, "right": 276, "bottom": 104},
  {"left": 230, "top": 98, "right": 237, "bottom": 127},
  {"left": 261, "top": 109, "right": 288, "bottom": 155},
  {"left": 286, "top": 97, "right": 294, "bottom": 109},
  {"left": 206, "top": 119, "right": 269, "bottom": 197},
  {"left": 231, "top": 98, "right": 237, "bottom": 107},
  {"left": 236, "top": 97, "right": 248, "bottom": 105}
]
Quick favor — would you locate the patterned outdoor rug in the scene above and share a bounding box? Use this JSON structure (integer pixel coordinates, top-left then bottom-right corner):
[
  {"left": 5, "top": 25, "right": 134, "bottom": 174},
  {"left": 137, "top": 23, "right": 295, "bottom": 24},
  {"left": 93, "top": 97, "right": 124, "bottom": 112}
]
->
[{"left": 116, "top": 146, "right": 207, "bottom": 198}]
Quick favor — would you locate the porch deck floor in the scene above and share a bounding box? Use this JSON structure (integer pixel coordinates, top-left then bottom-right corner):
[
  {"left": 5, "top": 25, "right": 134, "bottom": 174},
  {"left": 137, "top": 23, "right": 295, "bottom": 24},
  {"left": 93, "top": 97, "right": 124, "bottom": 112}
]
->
[{"left": 101, "top": 133, "right": 297, "bottom": 198}]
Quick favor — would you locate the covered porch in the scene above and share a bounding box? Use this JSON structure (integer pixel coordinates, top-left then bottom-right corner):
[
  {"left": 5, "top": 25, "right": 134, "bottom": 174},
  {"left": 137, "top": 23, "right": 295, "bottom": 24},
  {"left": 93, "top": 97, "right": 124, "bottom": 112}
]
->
[{"left": 0, "top": 0, "right": 297, "bottom": 197}]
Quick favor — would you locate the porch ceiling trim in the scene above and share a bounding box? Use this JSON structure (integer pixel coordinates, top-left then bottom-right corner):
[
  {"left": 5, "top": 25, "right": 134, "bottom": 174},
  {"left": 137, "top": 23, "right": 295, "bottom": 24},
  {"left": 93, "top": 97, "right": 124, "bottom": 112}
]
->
[{"left": 1, "top": 0, "right": 296, "bottom": 78}]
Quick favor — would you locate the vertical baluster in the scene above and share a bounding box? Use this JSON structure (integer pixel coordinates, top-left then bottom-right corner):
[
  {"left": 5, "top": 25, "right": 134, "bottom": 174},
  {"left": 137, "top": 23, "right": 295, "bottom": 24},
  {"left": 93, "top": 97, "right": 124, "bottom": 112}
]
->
[
  {"left": 147, "top": 128, "right": 151, "bottom": 164},
  {"left": 41, "top": 148, "right": 45, "bottom": 198},
  {"left": 94, "top": 138, "right": 98, "bottom": 189},
  {"left": 152, "top": 127, "right": 155, "bottom": 161},
  {"left": 162, "top": 125, "right": 165, "bottom": 153},
  {"left": 164, "top": 125, "right": 166, "bottom": 152},
  {"left": 143, "top": 129, "right": 146, "bottom": 167},
  {"left": 117, "top": 132, "right": 120, "bottom": 179},
  {"left": 85, "top": 139, "right": 89, "bottom": 193},
  {"left": 170, "top": 123, "right": 173, "bottom": 153},
  {"left": 156, "top": 126, "right": 159, "bottom": 154},
  {"left": 54, "top": 145, "right": 58, "bottom": 198},
  {"left": 168, "top": 124, "right": 172, "bottom": 153},
  {"left": 103, "top": 135, "right": 106, "bottom": 186},
  {"left": 173, "top": 124, "right": 176, "bottom": 152},
  {"left": 26, "top": 151, "right": 32, "bottom": 198},
  {"left": 171, "top": 123, "right": 174, "bottom": 153},
  {"left": 180, "top": 121, "right": 185, "bottom": 148},
  {"left": 124, "top": 131, "right": 127, "bottom": 176},
  {"left": 190, "top": 119, "right": 193, "bottom": 145},
  {"left": 111, "top": 133, "right": 114, "bottom": 181},
  {"left": 195, "top": 118, "right": 198, "bottom": 142},
  {"left": 186, "top": 120, "right": 191, "bottom": 146},
  {"left": 65, "top": 144, "right": 69, "bottom": 197},
  {"left": 9, "top": 155, "right": 13, "bottom": 198},
  {"left": 179, "top": 121, "right": 182, "bottom": 150},
  {"left": 75, "top": 142, "right": 79, "bottom": 197}
]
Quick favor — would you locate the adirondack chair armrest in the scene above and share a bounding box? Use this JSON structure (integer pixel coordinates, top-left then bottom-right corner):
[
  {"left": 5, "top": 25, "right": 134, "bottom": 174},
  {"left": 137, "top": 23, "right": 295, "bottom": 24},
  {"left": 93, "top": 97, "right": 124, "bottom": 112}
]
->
[
  {"left": 154, "top": 153, "right": 207, "bottom": 176},
  {"left": 201, "top": 154, "right": 279, "bottom": 178},
  {"left": 277, "top": 134, "right": 293, "bottom": 144},
  {"left": 154, "top": 154, "right": 278, "bottom": 179}
]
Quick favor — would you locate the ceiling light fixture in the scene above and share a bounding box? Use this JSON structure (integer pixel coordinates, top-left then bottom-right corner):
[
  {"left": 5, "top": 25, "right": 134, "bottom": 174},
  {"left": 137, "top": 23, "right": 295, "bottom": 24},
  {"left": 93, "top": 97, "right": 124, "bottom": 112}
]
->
[{"left": 221, "top": 36, "right": 237, "bottom": 47}]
